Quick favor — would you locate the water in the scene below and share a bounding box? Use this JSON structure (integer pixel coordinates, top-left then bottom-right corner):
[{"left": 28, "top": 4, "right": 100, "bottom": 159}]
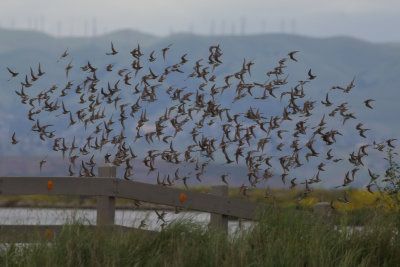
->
[{"left": 0, "top": 208, "right": 254, "bottom": 233}]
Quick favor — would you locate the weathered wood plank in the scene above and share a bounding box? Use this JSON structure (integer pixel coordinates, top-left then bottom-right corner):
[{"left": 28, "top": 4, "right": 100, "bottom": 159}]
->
[
  {"left": 116, "top": 180, "right": 260, "bottom": 220},
  {"left": 0, "top": 177, "right": 116, "bottom": 196},
  {"left": 0, "top": 177, "right": 261, "bottom": 220}
]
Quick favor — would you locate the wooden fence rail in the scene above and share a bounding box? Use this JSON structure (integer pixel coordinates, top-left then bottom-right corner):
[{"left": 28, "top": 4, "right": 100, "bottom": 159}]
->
[{"left": 0, "top": 165, "right": 261, "bottom": 236}]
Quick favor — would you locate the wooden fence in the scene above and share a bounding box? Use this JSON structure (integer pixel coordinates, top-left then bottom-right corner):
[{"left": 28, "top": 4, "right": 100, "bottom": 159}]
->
[{"left": 0, "top": 164, "right": 262, "bottom": 241}]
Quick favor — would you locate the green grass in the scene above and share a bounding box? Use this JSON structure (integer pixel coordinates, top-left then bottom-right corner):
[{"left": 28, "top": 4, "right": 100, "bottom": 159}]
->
[{"left": 1, "top": 207, "right": 400, "bottom": 266}]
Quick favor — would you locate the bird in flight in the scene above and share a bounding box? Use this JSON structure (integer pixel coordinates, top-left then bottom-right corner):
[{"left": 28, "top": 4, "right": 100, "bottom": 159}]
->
[
  {"left": 11, "top": 132, "right": 19, "bottom": 145},
  {"left": 57, "top": 49, "right": 69, "bottom": 62},
  {"left": 288, "top": 51, "right": 299, "bottom": 62},
  {"left": 65, "top": 61, "right": 73, "bottom": 79},
  {"left": 106, "top": 42, "right": 118, "bottom": 55},
  {"left": 6, "top": 67, "right": 19, "bottom": 80},
  {"left": 307, "top": 69, "right": 316, "bottom": 80},
  {"left": 162, "top": 44, "right": 172, "bottom": 60},
  {"left": 364, "top": 99, "right": 375, "bottom": 109},
  {"left": 40, "top": 159, "right": 47, "bottom": 172},
  {"left": 38, "top": 63, "right": 45, "bottom": 76}
]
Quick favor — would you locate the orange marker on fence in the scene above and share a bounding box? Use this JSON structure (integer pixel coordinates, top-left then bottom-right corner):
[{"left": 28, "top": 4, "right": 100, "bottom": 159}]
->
[
  {"left": 47, "top": 181, "right": 53, "bottom": 190},
  {"left": 46, "top": 229, "right": 51, "bottom": 238},
  {"left": 180, "top": 193, "right": 186, "bottom": 202}
]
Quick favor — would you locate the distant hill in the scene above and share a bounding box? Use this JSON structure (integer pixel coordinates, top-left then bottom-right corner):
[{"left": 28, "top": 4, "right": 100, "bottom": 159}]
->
[
  {"left": 1, "top": 29, "right": 399, "bottom": 133},
  {"left": 0, "top": 29, "right": 399, "bottom": 188}
]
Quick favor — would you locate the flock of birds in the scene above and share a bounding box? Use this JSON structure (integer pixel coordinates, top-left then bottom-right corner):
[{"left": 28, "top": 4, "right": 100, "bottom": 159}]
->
[{"left": 6, "top": 41, "right": 398, "bottom": 208}]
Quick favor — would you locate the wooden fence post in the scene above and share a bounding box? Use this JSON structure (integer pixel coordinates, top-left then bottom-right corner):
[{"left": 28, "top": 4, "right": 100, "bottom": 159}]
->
[
  {"left": 97, "top": 164, "right": 116, "bottom": 226},
  {"left": 209, "top": 185, "right": 229, "bottom": 232},
  {"left": 313, "top": 202, "right": 334, "bottom": 223}
]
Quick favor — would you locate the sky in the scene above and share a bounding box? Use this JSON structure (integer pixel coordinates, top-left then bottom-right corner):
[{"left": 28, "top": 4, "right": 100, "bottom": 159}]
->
[{"left": 0, "top": 0, "right": 399, "bottom": 42}]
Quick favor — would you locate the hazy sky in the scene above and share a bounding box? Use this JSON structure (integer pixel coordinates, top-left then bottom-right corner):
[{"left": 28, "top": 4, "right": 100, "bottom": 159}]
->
[{"left": 0, "top": 0, "right": 399, "bottom": 42}]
